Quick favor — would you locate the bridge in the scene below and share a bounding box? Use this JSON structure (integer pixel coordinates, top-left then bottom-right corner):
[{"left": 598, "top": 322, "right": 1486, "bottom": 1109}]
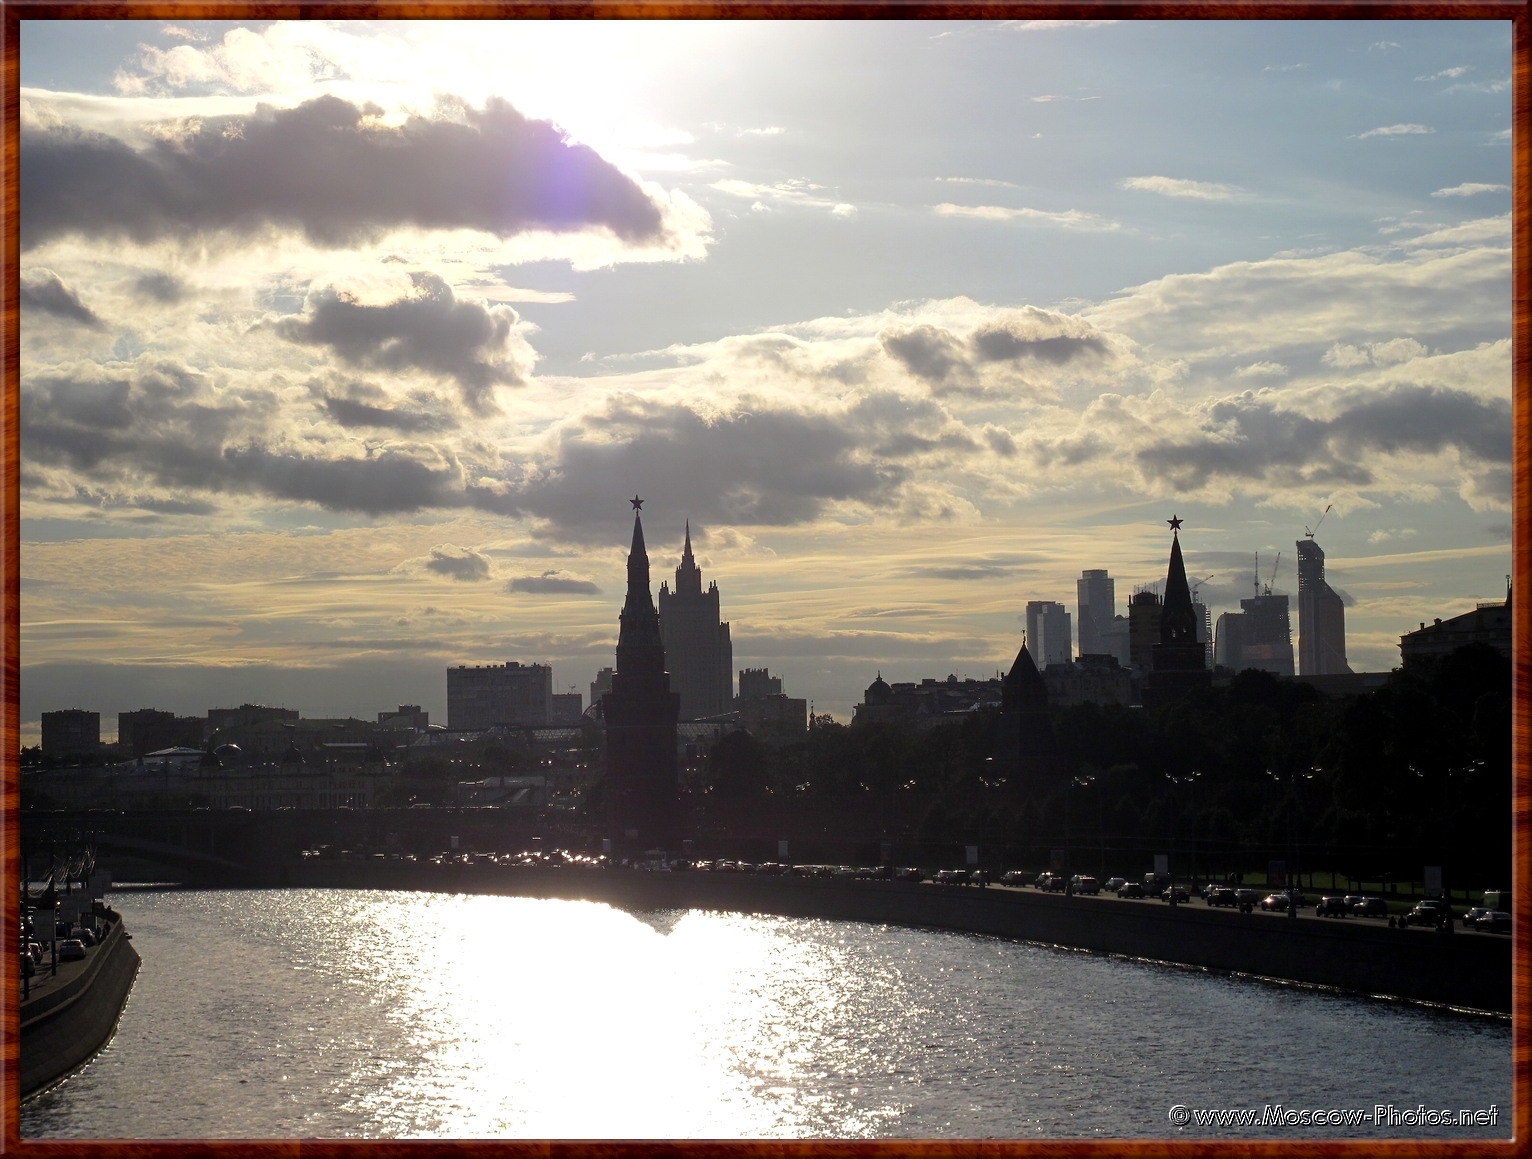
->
[{"left": 20, "top": 808, "right": 558, "bottom": 886}]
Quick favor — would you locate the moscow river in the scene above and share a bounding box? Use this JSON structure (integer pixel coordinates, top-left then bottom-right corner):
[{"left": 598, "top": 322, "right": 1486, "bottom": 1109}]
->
[{"left": 22, "top": 888, "right": 1510, "bottom": 1140}]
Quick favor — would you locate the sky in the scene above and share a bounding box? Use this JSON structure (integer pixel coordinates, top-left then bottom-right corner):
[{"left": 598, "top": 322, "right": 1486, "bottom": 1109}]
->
[{"left": 17, "top": 19, "right": 1514, "bottom": 739}]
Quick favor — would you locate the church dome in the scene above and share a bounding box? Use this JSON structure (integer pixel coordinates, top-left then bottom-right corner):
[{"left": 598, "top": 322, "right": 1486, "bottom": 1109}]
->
[{"left": 866, "top": 672, "right": 892, "bottom": 705}]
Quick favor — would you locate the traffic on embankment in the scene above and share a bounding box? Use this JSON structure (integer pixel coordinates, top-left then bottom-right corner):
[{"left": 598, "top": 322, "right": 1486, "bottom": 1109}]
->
[
  {"left": 19, "top": 903, "right": 141, "bottom": 1100},
  {"left": 286, "top": 850, "right": 1511, "bottom": 1015}
]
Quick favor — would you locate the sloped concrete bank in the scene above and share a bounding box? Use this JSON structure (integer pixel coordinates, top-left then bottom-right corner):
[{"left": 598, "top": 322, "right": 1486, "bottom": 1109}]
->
[
  {"left": 287, "top": 863, "right": 1511, "bottom": 1014},
  {"left": 21, "top": 915, "right": 142, "bottom": 1100}
]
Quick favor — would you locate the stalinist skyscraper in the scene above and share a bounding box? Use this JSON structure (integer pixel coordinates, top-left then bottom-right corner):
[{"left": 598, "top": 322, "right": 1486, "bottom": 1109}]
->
[
  {"left": 657, "top": 522, "right": 733, "bottom": 720},
  {"left": 602, "top": 497, "right": 681, "bottom": 851}
]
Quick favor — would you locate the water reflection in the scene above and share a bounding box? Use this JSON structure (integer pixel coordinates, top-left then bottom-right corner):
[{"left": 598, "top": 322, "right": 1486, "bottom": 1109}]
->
[{"left": 21, "top": 890, "right": 1511, "bottom": 1140}]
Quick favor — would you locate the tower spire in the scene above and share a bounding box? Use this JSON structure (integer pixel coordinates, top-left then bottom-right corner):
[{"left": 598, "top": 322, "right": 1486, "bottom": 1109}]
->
[{"left": 618, "top": 502, "right": 663, "bottom": 659}]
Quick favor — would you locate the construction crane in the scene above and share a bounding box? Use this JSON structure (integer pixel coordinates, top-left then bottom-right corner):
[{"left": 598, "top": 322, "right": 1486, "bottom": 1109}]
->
[
  {"left": 1190, "top": 574, "right": 1215, "bottom": 597},
  {"left": 1265, "top": 552, "right": 1281, "bottom": 596},
  {"left": 1304, "top": 504, "right": 1332, "bottom": 540}
]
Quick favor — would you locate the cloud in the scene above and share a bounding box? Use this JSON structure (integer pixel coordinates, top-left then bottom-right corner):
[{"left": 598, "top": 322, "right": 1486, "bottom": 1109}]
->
[
  {"left": 20, "top": 269, "right": 103, "bottom": 327},
  {"left": 711, "top": 177, "right": 854, "bottom": 217},
  {"left": 1431, "top": 183, "right": 1509, "bottom": 198},
  {"left": 1126, "top": 384, "right": 1511, "bottom": 496},
  {"left": 133, "top": 271, "right": 188, "bottom": 303},
  {"left": 1322, "top": 338, "right": 1427, "bottom": 369},
  {"left": 937, "top": 177, "right": 1018, "bottom": 188},
  {"left": 1416, "top": 66, "right": 1471, "bottom": 81},
  {"left": 507, "top": 571, "right": 601, "bottom": 595},
  {"left": 275, "top": 273, "right": 535, "bottom": 413},
  {"left": 422, "top": 544, "right": 491, "bottom": 581},
  {"left": 1121, "top": 176, "right": 1243, "bottom": 201},
  {"left": 933, "top": 203, "right": 1118, "bottom": 230},
  {"left": 1357, "top": 124, "right": 1434, "bottom": 139},
  {"left": 320, "top": 393, "right": 458, "bottom": 433},
  {"left": 1236, "top": 362, "right": 1287, "bottom": 378},
  {"left": 879, "top": 307, "right": 1111, "bottom": 391},
  {"left": 20, "top": 94, "right": 666, "bottom": 252}
]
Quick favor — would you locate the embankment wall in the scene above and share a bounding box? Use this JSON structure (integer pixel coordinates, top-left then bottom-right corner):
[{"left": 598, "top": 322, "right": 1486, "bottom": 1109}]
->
[
  {"left": 21, "top": 917, "right": 142, "bottom": 1100},
  {"left": 285, "top": 863, "right": 1511, "bottom": 1014}
]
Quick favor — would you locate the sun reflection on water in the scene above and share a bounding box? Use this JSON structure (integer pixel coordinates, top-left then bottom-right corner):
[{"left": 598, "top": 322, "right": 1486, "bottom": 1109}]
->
[{"left": 337, "top": 894, "right": 913, "bottom": 1138}]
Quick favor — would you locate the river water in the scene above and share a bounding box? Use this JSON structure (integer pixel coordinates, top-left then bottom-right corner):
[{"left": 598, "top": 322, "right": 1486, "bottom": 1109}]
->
[{"left": 22, "top": 888, "right": 1510, "bottom": 1140}]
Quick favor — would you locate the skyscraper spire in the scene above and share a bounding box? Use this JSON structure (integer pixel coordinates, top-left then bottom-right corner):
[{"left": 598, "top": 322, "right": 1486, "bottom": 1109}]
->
[{"left": 675, "top": 518, "right": 702, "bottom": 596}]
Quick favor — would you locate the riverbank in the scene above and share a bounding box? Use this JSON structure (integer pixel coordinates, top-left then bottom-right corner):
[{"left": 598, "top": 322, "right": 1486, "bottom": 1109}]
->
[
  {"left": 283, "top": 862, "right": 1511, "bottom": 1014},
  {"left": 21, "top": 912, "right": 141, "bottom": 1100}
]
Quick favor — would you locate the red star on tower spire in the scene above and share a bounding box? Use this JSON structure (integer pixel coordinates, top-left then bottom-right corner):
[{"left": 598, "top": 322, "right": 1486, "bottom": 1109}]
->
[
  {"left": 630, "top": 495, "right": 644, "bottom": 511},
  {"left": 1167, "top": 514, "right": 1183, "bottom": 532}
]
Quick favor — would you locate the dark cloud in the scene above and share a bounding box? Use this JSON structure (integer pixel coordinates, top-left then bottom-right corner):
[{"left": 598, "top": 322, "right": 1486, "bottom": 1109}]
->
[
  {"left": 881, "top": 309, "right": 1109, "bottom": 391},
  {"left": 507, "top": 572, "right": 602, "bottom": 595},
  {"left": 321, "top": 395, "right": 457, "bottom": 433},
  {"left": 20, "top": 270, "right": 102, "bottom": 327},
  {"left": 478, "top": 398, "right": 910, "bottom": 539},
  {"left": 972, "top": 326, "right": 1107, "bottom": 364},
  {"left": 422, "top": 545, "right": 491, "bottom": 582},
  {"left": 134, "top": 272, "right": 187, "bottom": 303},
  {"left": 879, "top": 325, "right": 969, "bottom": 385},
  {"left": 1133, "top": 385, "right": 1511, "bottom": 491},
  {"left": 278, "top": 273, "right": 526, "bottom": 412},
  {"left": 21, "top": 95, "right": 665, "bottom": 251},
  {"left": 904, "top": 565, "right": 1015, "bottom": 581},
  {"left": 20, "top": 368, "right": 971, "bottom": 534}
]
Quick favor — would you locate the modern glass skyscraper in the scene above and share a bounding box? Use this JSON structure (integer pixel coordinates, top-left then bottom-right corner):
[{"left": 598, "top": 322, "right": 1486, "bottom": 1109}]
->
[{"left": 1296, "top": 537, "right": 1351, "bottom": 675}]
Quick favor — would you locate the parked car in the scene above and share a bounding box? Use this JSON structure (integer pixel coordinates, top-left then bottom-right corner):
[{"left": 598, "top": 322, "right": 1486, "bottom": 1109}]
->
[
  {"left": 895, "top": 867, "right": 925, "bottom": 882},
  {"left": 1033, "top": 872, "right": 1058, "bottom": 891},
  {"left": 832, "top": 865, "right": 858, "bottom": 877},
  {"left": 1161, "top": 885, "right": 1190, "bottom": 904},
  {"left": 713, "top": 859, "right": 737, "bottom": 872},
  {"left": 1205, "top": 887, "right": 1238, "bottom": 908},
  {"left": 1000, "top": 870, "right": 1029, "bottom": 886},
  {"left": 58, "top": 939, "right": 87, "bottom": 962},
  {"left": 1350, "top": 897, "right": 1388, "bottom": 918},
  {"left": 935, "top": 869, "right": 969, "bottom": 885},
  {"left": 1234, "top": 888, "right": 1262, "bottom": 912},
  {"left": 1104, "top": 877, "right": 1126, "bottom": 893},
  {"left": 1474, "top": 911, "right": 1511, "bottom": 935},
  {"left": 1117, "top": 881, "right": 1145, "bottom": 899},
  {"left": 1315, "top": 896, "right": 1349, "bottom": 917},
  {"left": 1462, "top": 906, "right": 1492, "bottom": 928},
  {"left": 1072, "top": 876, "right": 1100, "bottom": 895}
]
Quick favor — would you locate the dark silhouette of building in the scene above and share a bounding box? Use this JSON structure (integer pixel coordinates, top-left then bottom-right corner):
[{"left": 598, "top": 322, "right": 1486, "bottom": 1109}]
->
[
  {"left": 658, "top": 522, "right": 733, "bottom": 720},
  {"left": 997, "top": 643, "right": 1057, "bottom": 788},
  {"left": 602, "top": 498, "right": 681, "bottom": 852},
  {"left": 737, "top": 667, "right": 806, "bottom": 733},
  {"left": 853, "top": 672, "right": 1003, "bottom": 727},
  {"left": 1128, "top": 588, "right": 1162, "bottom": 673},
  {"left": 551, "top": 692, "right": 584, "bottom": 725},
  {"left": 118, "top": 708, "right": 205, "bottom": 757},
  {"left": 1296, "top": 536, "right": 1351, "bottom": 675},
  {"left": 447, "top": 662, "right": 552, "bottom": 729},
  {"left": 1400, "top": 580, "right": 1512, "bottom": 666},
  {"left": 41, "top": 709, "right": 99, "bottom": 760},
  {"left": 1078, "top": 569, "right": 1131, "bottom": 667},
  {"left": 377, "top": 705, "right": 429, "bottom": 731},
  {"left": 1214, "top": 566, "right": 1295, "bottom": 677},
  {"left": 1025, "top": 600, "right": 1072, "bottom": 666},
  {"left": 1042, "top": 654, "right": 1133, "bottom": 707},
  {"left": 1145, "top": 516, "right": 1211, "bottom": 706},
  {"left": 207, "top": 704, "right": 298, "bottom": 732}
]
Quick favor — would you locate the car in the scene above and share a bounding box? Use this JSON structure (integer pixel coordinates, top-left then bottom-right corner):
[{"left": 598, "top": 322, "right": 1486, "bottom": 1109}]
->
[
  {"left": 713, "top": 859, "right": 737, "bottom": 872},
  {"left": 24, "top": 941, "right": 41, "bottom": 964},
  {"left": 1072, "top": 876, "right": 1100, "bottom": 895},
  {"left": 1403, "top": 900, "right": 1450, "bottom": 927},
  {"left": 20, "top": 953, "right": 34, "bottom": 978},
  {"left": 71, "top": 927, "right": 97, "bottom": 946},
  {"left": 1001, "top": 870, "right": 1030, "bottom": 886},
  {"left": 935, "top": 869, "right": 969, "bottom": 885},
  {"left": 1315, "top": 896, "right": 1349, "bottom": 917},
  {"left": 1462, "top": 906, "right": 1492, "bottom": 928},
  {"left": 1117, "top": 881, "right": 1145, "bottom": 899},
  {"left": 1234, "top": 888, "right": 1262, "bottom": 912},
  {"left": 756, "top": 862, "right": 784, "bottom": 875},
  {"left": 1205, "top": 887, "right": 1238, "bottom": 907},
  {"left": 895, "top": 867, "right": 925, "bottom": 882},
  {"left": 1474, "top": 911, "right": 1511, "bottom": 935},
  {"left": 1034, "top": 872, "right": 1065, "bottom": 892},
  {"left": 1161, "top": 885, "right": 1190, "bottom": 904},
  {"left": 1104, "top": 877, "right": 1126, "bottom": 893},
  {"left": 833, "top": 865, "right": 858, "bottom": 877},
  {"left": 58, "top": 939, "right": 87, "bottom": 962},
  {"left": 1261, "top": 890, "right": 1307, "bottom": 911},
  {"left": 1350, "top": 896, "right": 1388, "bottom": 918}
]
